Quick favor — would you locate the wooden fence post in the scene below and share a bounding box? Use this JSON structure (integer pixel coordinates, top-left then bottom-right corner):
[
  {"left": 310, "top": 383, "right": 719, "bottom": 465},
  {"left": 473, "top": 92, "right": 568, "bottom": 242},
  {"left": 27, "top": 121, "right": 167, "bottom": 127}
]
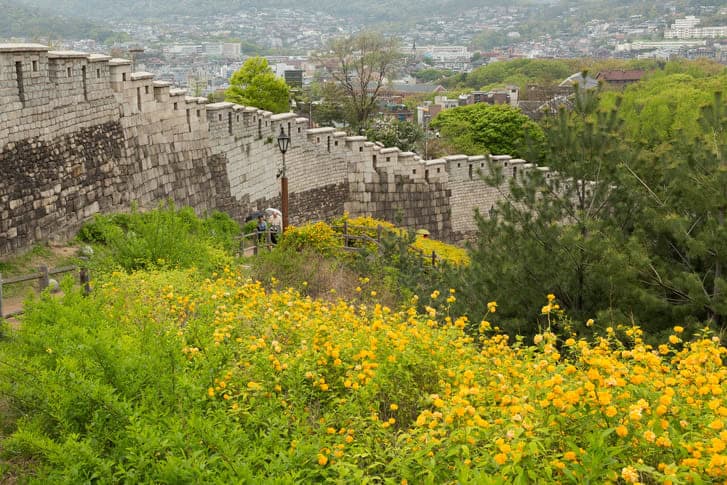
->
[
  {"left": 343, "top": 220, "right": 349, "bottom": 247},
  {"left": 39, "top": 265, "right": 49, "bottom": 291},
  {"left": 80, "top": 268, "right": 91, "bottom": 296},
  {"left": 431, "top": 251, "right": 437, "bottom": 267},
  {"left": 377, "top": 225, "right": 382, "bottom": 243},
  {"left": 0, "top": 272, "right": 4, "bottom": 318},
  {"left": 253, "top": 232, "right": 259, "bottom": 256}
]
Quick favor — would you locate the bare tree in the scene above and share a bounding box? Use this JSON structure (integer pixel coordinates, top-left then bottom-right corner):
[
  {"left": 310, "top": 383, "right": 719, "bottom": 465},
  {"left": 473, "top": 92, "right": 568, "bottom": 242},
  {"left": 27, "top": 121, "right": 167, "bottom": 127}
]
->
[{"left": 321, "top": 31, "right": 401, "bottom": 130}]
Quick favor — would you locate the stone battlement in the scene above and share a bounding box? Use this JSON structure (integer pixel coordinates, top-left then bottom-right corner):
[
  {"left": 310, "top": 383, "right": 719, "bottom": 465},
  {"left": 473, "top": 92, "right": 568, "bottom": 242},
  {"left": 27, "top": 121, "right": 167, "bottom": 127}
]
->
[{"left": 0, "top": 44, "right": 551, "bottom": 254}]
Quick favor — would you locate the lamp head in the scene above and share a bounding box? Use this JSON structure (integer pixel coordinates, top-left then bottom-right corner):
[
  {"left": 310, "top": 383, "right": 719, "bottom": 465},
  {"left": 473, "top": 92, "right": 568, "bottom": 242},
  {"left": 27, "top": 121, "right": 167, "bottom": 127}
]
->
[{"left": 277, "top": 125, "right": 290, "bottom": 154}]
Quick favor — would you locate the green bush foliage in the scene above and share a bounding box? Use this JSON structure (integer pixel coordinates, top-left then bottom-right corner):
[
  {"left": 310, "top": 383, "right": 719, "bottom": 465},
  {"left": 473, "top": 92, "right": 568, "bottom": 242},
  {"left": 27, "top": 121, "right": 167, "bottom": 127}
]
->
[{"left": 78, "top": 204, "right": 239, "bottom": 273}]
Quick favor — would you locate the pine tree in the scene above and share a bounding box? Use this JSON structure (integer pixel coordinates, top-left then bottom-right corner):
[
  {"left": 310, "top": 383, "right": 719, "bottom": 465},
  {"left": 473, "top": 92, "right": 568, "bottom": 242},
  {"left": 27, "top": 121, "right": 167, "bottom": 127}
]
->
[
  {"left": 630, "top": 92, "right": 727, "bottom": 329},
  {"left": 456, "top": 83, "right": 642, "bottom": 335}
]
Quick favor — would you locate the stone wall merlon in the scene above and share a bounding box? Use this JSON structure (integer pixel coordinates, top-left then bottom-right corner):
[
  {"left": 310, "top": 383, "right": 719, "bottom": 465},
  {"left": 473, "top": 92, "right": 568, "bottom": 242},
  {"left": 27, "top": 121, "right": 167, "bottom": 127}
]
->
[
  {"left": 130, "top": 72, "right": 154, "bottom": 81},
  {"left": 536, "top": 166, "right": 552, "bottom": 175},
  {"left": 333, "top": 131, "right": 347, "bottom": 138},
  {"left": 243, "top": 107, "right": 258, "bottom": 113},
  {"left": 468, "top": 155, "right": 487, "bottom": 162},
  {"left": 445, "top": 154, "right": 469, "bottom": 162},
  {"left": 295, "top": 117, "right": 309, "bottom": 124},
  {"left": 0, "top": 43, "right": 48, "bottom": 52},
  {"left": 185, "top": 96, "right": 207, "bottom": 104},
  {"left": 88, "top": 54, "right": 112, "bottom": 63},
  {"left": 424, "top": 158, "right": 447, "bottom": 167},
  {"left": 47, "top": 50, "right": 89, "bottom": 59},
  {"left": 345, "top": 136, "right": 367, "bottom": 142},
  {"left": 206, "top": 102, "right": 235, "bottom": 110},
  {"left": 153, "top": 80, "right": 172, "bottom": 87},
  {"left": 490, "top": 154, "right": 512, "bottom": 162},
  {"left": 270, "top": 112, "right": 297, "bottom": 122},
  {"left": 508, "top": 158, "right": 527, "bottom": 166},
  {"left": 379, "top": 147, "right": 400, "bottom": 155},
  {"left": 306, "top": 127, "right": 336, "bottom": 135},
  {"left": 169, "top": 88, "right": 187, "bottom": 97},
  {"left": 108, "top": 58, "right": 132, "bottom": 66}
]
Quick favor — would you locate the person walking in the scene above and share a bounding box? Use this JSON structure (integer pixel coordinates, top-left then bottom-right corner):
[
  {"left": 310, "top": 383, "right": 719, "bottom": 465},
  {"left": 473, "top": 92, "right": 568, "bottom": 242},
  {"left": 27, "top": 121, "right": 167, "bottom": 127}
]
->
[
  {"left": 269, "top": 211, "right": 282, "bottom": 244},
  {"left": 256, "top": 215, "right": 267, "bottom": 244}
]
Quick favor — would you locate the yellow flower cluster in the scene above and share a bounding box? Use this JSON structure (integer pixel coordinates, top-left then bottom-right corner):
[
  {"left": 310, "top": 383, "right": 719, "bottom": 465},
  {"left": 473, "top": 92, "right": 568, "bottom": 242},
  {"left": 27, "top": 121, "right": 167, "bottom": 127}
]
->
[
  {"left": 410, "top": 235, "right": 470, "bottom": 266},
  {"left": 278, "top": 221, "right": 340, "bottom": 254},
  {"left": 331, "top": 215, "right": 469, "bottom": 266},
  {"left": 99, "top": 269, "right": 727, "bottom": 482}
]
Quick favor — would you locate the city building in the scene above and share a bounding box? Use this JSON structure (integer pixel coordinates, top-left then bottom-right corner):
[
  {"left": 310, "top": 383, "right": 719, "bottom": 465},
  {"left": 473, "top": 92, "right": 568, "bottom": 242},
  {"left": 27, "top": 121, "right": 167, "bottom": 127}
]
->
[{"left": 665, "top": 16, "right": 727, "bottom": 39}]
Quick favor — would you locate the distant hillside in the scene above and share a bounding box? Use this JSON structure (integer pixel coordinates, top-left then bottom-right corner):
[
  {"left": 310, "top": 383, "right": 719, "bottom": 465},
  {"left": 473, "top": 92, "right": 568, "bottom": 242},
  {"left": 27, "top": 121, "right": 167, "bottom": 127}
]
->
[
  {"left": 13, "top": 0, "right": 503, "bottom": 22},
  {"left": 0, "top": 0, "right": 110, "bottom": 40}
]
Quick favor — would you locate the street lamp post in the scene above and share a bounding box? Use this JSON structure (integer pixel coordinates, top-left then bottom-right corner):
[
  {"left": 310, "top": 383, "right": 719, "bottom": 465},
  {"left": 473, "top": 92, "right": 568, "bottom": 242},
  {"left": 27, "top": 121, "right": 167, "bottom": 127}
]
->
[
  {"left": 423, "top": 114, "right": 431, "bottom": 160},
  {"left": 277, "top": 125, "right": 290, "bottom": 232}
]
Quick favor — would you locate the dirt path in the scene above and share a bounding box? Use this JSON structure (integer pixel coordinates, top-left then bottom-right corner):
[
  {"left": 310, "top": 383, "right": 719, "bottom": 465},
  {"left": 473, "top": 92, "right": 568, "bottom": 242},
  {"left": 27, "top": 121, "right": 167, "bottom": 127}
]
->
[
  {"left": 1, "top": 243, "right": 79, "bottom": 327},
  {"left": 1, "top": 298, "right": 23, "bottom": 329}
]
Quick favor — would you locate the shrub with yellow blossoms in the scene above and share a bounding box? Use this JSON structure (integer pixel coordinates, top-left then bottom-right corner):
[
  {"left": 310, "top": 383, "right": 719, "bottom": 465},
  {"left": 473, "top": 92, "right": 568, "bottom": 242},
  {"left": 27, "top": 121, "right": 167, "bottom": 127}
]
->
[{"left": 2, "top": 268, "right": 727, "bottom": 483}]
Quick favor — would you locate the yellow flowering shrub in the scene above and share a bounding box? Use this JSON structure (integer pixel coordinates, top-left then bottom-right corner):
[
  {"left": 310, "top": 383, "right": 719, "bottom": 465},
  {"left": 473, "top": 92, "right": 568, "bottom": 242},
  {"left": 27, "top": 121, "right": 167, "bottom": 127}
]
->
[
  {"left": 329, "top": 215, "right": 469, "bottom": 266},
  {"left": 4, "top": 268, "right": 727, "bottom": 483},
  {"left": 278, "top": 221, "right": 340, "bottom": 254},
  {"left": 411, "top": 235, "right": 470, "bottom": 266},
  {"left": 332, "top": 214, "right": 396, "bottom": 234}
]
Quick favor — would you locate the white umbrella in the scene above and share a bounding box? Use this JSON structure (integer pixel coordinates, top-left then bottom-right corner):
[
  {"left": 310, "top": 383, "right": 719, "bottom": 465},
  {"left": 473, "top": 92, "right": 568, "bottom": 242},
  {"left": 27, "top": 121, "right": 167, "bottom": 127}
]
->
[{"left": 265, "top": 208, "right": 282, "bottom": 216}]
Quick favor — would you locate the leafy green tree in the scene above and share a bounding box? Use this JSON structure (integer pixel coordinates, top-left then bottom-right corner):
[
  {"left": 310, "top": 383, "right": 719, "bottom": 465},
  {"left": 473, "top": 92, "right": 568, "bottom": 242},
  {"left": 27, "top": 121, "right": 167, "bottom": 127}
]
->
[
  {"left": 464, "top": 59, "right": 572, "bottom": 90},
  {"left": 365, "top": 119, "right": 422, "bottom": 152},
  {"left": 302, "top": 80, "right": 352, "bottom": 127},
  {"left": 320, "top": 31, "right": 402, "bottom": 130},
  {"left": 430, "top": 103, "right": 543, "bottom": 157},
  {"left": 225, "top": 57, "right": 290, "bottom": 113},
  {"left": 413, "top": 68, "right": 453, "bottom": 83},
  {"left": 600, "top": 71, "right": 727, "bottom": 149}
]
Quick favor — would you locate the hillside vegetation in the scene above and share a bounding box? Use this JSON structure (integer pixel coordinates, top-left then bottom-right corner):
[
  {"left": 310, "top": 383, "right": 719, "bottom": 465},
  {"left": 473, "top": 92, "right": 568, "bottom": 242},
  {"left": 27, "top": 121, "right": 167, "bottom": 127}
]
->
[
  {"left": 1, "top": 209, "right": 727, "bottom": 483},
  {"left": 0, "top": 0, "right": 110, "bottom": 40}
]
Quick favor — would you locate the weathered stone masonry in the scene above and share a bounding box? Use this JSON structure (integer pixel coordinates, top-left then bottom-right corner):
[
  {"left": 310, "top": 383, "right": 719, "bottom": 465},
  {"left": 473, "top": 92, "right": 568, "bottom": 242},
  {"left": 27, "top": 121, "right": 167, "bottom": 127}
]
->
[{"left": 0, "top": 44, "right": 548, "bottom": 255}]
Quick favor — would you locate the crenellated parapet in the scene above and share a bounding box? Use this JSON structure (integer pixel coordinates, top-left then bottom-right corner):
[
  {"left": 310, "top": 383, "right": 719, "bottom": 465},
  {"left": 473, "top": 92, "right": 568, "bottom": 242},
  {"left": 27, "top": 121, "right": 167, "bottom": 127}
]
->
[{"left": 0, "top": 43, "right": 550, "bottom": 253}]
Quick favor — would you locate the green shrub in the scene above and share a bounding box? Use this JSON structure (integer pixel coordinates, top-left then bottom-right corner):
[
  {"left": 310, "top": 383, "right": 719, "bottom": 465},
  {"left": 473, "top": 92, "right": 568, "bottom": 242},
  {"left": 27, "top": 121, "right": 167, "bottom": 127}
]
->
[{"left": 77, "top": 204, "right": 239, "bottom": 274}]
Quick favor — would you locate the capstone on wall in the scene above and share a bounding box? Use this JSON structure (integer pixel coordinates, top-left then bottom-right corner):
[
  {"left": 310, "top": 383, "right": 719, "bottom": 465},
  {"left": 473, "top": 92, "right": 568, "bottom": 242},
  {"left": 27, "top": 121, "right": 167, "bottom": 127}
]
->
[{"left": 0, "top": 43, "right": 550, "bottom": 255}]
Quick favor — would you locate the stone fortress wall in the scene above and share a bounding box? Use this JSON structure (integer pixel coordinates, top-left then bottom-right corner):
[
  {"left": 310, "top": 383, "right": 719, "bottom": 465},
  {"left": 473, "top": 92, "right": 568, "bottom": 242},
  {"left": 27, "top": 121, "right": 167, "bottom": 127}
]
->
[{"left": 0, "top": 44, "right": 552, "bottom": 255}]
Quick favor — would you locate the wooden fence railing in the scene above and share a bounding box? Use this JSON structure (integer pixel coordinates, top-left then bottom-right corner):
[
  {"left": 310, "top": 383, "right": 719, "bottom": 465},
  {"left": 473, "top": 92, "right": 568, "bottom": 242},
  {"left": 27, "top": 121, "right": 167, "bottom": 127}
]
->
[{"left": 0, "top": 265, "right": 90, "bottom": 319}]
